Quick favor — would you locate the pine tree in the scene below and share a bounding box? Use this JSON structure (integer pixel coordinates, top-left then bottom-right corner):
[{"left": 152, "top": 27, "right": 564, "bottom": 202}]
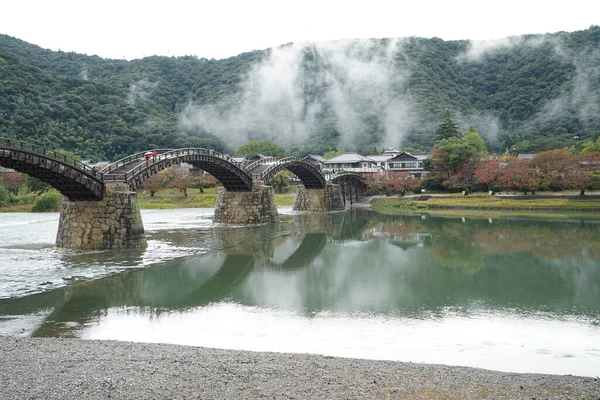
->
[{"left": 435, "top": 109, "right": 460, "bottom": 142}]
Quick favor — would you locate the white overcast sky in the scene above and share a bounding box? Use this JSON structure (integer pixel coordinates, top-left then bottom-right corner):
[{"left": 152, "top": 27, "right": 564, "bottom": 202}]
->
[{"left": 2, "top": 0, "right": 598, "bottom": 60}]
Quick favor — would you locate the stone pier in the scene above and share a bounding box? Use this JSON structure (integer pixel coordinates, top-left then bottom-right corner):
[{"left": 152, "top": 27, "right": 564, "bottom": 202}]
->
[
  {"left": 293, "top": 183, "right": 345, "bottom": 211},
  {"left": 213, "top": 182, "right": 278, "bottom": 225},
  {"left": 56, "top": 182, "right": 146, "bottom": 250}
]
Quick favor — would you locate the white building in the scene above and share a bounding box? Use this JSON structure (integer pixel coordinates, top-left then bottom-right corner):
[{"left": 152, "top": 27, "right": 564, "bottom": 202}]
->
[{"left": 322, "top": 153, "right": 380, "bottom": 173}]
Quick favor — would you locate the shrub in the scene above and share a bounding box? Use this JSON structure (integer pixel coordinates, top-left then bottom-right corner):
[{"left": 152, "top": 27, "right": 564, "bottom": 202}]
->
[
  {"left": 0, "top": 186, "right": 10, "bottom": 204},
  {"left": 31, "top": 192, "right": 62, "bottom": 212}
]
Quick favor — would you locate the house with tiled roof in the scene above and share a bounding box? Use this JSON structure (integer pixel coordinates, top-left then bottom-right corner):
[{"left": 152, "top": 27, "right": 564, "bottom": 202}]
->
[
  {"left": 302, "top": 155, "right": 327, "bottom": 170},
  {"left": 322, "top": 153, "right": 379, "bottom": 173},
  {"left": 367, "top": 154, "right": 393, "bottom": 169},
  {"left": 386, "top": 152, "right": 430, "bottom": 178}
]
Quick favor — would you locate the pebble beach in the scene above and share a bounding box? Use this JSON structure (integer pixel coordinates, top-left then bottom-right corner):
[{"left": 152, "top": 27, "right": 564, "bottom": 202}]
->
[{"left": 1, "top": 337, "right": 598, "bottom": 399}]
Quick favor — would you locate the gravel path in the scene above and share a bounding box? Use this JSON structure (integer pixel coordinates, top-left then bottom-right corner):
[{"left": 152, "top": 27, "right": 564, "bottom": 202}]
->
[{"left": 1, "top": 337, "right": 598, "bottom": 399}]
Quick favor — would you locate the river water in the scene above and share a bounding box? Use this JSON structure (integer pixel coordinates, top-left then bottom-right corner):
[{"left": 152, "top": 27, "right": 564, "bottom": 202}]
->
[{"left": 0, "top": 208, "right": 599, "bottom": 377}]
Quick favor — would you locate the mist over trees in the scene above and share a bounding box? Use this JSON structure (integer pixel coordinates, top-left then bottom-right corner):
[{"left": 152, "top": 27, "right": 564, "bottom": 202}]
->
[{"left": 1, "top": 26, "right": 599, "bottom": 160}]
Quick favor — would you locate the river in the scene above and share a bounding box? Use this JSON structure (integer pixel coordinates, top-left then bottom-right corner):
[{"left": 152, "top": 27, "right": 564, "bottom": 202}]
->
[{"left": 0, "top": 208, "right": 599, "bottom": 377}]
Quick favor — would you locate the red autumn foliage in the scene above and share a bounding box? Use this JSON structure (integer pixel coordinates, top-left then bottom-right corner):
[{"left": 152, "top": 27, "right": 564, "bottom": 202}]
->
[
  {"left": 497, "top": 159, "right": 540, "bottom": 194},
  {"left": 142, "top": 174, "right": 169, "bottom": 196},
  {"left": 3, "top": 171, "right": 26, "bottom": 195},
  {"left": 362, "top": 171, "right": 421, "bottom": 195},
  {"left": 474, "top": 158, "right": 505, "bottom": 191}
]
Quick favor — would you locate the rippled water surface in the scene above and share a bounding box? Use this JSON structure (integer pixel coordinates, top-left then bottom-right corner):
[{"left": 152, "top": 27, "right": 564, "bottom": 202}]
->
[{"left": 1, "top": 208, "right": 599, "bottom": 377}]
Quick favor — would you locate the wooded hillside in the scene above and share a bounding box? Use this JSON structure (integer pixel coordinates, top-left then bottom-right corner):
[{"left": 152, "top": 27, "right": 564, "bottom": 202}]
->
[{"left": 1, "top": 26, "right": 599, "bottom": 160}]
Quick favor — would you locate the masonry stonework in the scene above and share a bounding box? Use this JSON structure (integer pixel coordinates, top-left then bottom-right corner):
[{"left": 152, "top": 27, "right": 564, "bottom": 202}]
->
[
  {"left": 56, "top": 182, "right": 146, "bottom": 250},
  {"left": 213, "top": 182, "right": 278, "bottom": 225},
  {"left": 293, "top": 183, "right": 345, "bottom": 211}
]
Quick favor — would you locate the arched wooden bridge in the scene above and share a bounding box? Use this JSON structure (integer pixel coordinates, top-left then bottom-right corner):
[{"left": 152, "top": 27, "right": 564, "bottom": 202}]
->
[
  {"left": 1, "top": 138, "right": 365, "bottom": 249},
  {"left": 0, "top": 138, "right": 344, "bottom": 197}
]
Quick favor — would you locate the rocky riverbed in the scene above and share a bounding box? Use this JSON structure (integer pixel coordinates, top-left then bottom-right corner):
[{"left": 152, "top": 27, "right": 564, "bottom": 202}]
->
[{"left": 0, "top": 337, "right": 598, "bottom": 399}]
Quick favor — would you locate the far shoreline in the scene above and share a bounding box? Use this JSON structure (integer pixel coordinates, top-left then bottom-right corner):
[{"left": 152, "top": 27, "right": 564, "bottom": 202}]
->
[
  {"left": 368, "top": 191, "right": 600, "bottom": 215},
  {"left": 2, "top": 189, "right": 600, "bottom": 215}
]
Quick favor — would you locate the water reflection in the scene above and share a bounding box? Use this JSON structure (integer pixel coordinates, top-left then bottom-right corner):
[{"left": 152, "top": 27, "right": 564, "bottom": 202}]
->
[{"left": 0, "top": 210, "right": 599, "bottom": 375}]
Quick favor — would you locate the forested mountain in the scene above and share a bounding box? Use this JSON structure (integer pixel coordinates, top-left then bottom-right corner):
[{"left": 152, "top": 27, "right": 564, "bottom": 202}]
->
[{"left": 1, "top": 26, "right": 599, "bottom": 160}]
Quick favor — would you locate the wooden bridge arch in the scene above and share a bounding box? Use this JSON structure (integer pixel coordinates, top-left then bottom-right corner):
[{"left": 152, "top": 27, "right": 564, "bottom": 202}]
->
[
  {"left": 329, "top": 171, "right": 364, "bottom": 206},
  {"left": 101, "top": 148, "right": 253, "bottom": 192},
  {"left": 248, "top": 157, "right": 326, "bottom": 189},
  {"left": 0, "top": 138, "right": 104, "bottom": 201}
]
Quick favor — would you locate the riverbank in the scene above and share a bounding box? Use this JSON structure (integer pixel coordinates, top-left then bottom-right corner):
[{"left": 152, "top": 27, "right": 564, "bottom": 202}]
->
[
  {"left": 371, "top": 192, "right": 600, "bottom": 214},
  {"left": 0, "top": 189, "right": 297, "bottom": 212},
  {"left": 4, "top": 187, "right": 600, "bottom": 214},
  {"left": 0, "top": 337, "right": 597, "bottom": 399}
]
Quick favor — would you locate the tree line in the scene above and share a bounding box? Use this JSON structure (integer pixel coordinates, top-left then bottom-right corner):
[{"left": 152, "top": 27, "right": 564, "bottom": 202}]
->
[{"left": 362, "top": 110, "right": 600, "bottom": 196}]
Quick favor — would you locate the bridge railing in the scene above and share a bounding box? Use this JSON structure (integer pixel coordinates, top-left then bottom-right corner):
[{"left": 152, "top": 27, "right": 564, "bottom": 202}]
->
[
  {"left": 326, "top": 171, "right": 363, "bottom": 182},
  {"left": 98, "top": 149, "right": 174, "bottom": 173},
  {"left": 101, "top": 148, "right": 246, "bottom": 182},
  {"left": 244, "top": 157, "right": 284, "bottom": 173},
  {"left": 252, "top": 156, "right": 302, "bottom": 181},
  {"left": 0, "top": 137, "right": 98, "bottom": 176}
]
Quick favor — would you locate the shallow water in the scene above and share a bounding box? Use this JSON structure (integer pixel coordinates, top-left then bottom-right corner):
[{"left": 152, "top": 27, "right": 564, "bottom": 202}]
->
[{"left": 0, "top": 208, "right": 599, "bottom": 377}]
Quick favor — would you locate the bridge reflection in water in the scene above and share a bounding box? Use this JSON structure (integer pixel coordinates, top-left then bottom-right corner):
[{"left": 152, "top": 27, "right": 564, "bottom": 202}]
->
[
  {"left": 1, "top": 210, "right": 599, "bottom": 342},
  {"left": 0, "top": 213, "right": 338, "bottom": 337}
]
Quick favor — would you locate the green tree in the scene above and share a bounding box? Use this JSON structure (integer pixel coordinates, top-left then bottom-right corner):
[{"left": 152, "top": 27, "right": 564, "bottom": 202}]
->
[
  {"left": 190, "top": 171, "right": 217, "bottom": 193},
  {"left": 0, "top": 186, "right": 10, "bottom": 205},
  {"left": 26, "top": 175, "right": 51, "bottom": 195},
  {"left": 403, "top": 147, "right": 425, "bottom": 154},
  {"left": 435, "top": 109, "right": 460, "bottom": 142},
  {"left": 426, "top": 127, "right": 488, "bottom": 191},
  {"left": 581, "top": 137, "right": 600, "bottom": 155},
  {"left": 461, "top": 126, "right": 487, "bottom": 155},
  {"left": 235, "top": 141, "right": 286, "bottom": 158},
  {"left": 268, "top": 171, "right": 293, "bottom": 194},
  {"left": 31, "top": 191, "right": 61, "bottom": 212},
  {"left": 322, "top": 150, "right": 342, "bottom": 159}
]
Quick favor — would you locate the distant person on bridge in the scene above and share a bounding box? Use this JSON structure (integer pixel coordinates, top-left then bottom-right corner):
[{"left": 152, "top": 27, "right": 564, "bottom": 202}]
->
[
  {"left": 144, "top": 152, "right": 151, "bottom": 161},
  {"left": 151, "top": 150, "right": 157, "bottom": 159}
]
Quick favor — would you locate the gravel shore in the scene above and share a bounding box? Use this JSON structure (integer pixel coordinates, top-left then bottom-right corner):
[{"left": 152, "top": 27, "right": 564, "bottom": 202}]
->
[{"left": 0, "top": 337, "right": 598, "bottom": 399}]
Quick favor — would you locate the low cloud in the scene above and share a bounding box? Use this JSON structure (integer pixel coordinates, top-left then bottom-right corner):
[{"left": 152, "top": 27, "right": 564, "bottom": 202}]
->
[
  {"left": 79, "top": 65, "right": 89, "bottom": 80},
  {"left": 571, "top": 47, "right": 600, "bottom": 127},
  {"left": 457, "top": 37, "right": 522, "bottom": 62},
  {"left": 456, "top": 34, "right": 551, "bottom": 63},
  {"left": 463, "top": 112, "right": 503, "bottom": 150},
  {"left": 179, "top": 38, "right": 417, "bottom": 153},
  {"left": 127, "top": 78, "right": 158, "bottom": 105},
  {"left": 526, "top": 44, "right": 600, "bottom": 137}
]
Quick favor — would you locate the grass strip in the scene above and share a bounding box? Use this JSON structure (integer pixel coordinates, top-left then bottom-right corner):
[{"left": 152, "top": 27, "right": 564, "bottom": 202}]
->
[{"left": 372, "top": 195, "right": 600, "bottom": 213}]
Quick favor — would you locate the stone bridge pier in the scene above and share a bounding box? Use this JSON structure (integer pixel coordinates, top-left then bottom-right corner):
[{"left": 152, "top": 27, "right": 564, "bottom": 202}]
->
[
  {"left": 56, "top": 182, "right": 146, "bottom": 250},
  {"left": 293, "top": 183, "right": 344, "bottom": 212},
  {"left": 213, "top": 182, "right": 278, "bottom": 225}
]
